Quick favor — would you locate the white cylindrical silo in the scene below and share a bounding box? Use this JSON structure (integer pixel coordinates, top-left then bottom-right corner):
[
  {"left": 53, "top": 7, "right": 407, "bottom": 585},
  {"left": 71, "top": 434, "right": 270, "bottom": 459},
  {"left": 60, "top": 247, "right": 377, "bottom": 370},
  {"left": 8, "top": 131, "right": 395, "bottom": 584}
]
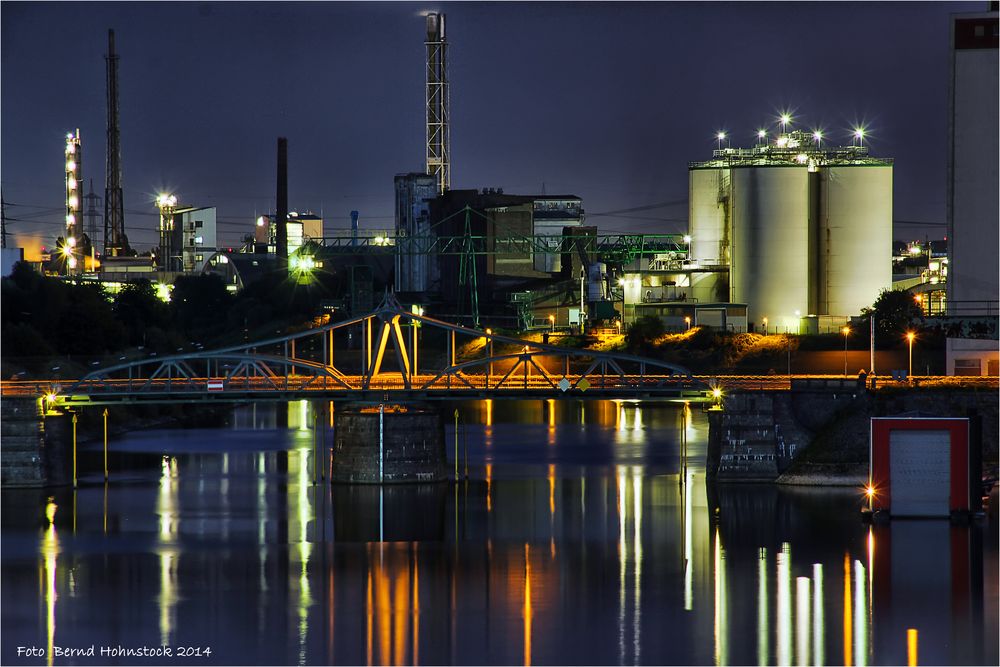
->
[
  {"left": 819, "top": 166, "right": 893, "bottom": 317},
  {"left": 688, "top": 168, "right": 728, "bottom": 265},
  {"left": 731, "top": 166, "right": 811, "bottom": 329}
]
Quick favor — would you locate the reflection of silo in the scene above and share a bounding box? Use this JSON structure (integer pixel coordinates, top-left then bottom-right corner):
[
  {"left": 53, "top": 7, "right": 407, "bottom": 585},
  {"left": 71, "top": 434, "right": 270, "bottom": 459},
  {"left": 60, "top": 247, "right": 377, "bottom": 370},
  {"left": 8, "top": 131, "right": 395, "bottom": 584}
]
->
[
  {"left": 731, "top": 167, "right": 811, "bottom": 327},
  {"left": 819, "top": 166, "right": 893, "bottom": 317}
]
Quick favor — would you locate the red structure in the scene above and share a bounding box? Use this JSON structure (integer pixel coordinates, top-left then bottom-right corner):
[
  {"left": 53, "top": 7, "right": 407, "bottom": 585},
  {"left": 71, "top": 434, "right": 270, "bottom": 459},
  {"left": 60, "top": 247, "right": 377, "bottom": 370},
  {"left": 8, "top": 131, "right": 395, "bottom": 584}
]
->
[{"left": 869, "top": 417, "right": 977, "bottom": 517}]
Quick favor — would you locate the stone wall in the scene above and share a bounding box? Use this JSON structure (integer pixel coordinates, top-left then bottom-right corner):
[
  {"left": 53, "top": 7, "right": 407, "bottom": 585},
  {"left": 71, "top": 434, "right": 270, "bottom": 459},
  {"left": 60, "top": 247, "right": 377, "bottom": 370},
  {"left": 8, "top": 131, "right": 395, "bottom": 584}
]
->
[
  {"left": 1, "top": 398, "right": 46, "bottom": 487},
  {"left": 707, "top": 383, "right": 997, "bottom": 486},
  {"left": 331, "top": 402, "right": 446, "bottom": 483}
]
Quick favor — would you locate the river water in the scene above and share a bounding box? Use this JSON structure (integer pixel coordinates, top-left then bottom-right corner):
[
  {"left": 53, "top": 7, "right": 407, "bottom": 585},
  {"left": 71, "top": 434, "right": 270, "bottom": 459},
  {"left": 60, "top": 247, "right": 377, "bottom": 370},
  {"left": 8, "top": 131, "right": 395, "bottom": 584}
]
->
[{"left": 1, "top": 399, "right": 996, "bottom": 665}]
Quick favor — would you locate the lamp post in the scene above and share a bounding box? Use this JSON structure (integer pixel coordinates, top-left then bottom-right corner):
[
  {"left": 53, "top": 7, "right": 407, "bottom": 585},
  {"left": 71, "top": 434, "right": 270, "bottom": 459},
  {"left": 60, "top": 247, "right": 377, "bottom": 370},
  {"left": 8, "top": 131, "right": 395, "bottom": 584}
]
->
[
  {"left": 906, "top": 331, "right": 915, "bottom": 379},
  {"left": 842, "top": 326, "right": 851, "bottom": 376},
  {"left": 684, "top": 315, "right": 691, "bottom": 331},
  {"left": 762, "top": 317, "right": 768, "bottom": 335},
  {"left": 549, "top": 314, "right": 555, "bottom": 332}
]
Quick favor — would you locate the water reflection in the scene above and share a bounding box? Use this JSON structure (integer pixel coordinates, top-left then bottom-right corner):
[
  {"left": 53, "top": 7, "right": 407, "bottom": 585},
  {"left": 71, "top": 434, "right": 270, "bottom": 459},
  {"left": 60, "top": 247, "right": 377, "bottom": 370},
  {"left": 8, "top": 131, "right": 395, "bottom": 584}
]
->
[{"left": 2, "top": 401, "right": 994, "bottom": 666}]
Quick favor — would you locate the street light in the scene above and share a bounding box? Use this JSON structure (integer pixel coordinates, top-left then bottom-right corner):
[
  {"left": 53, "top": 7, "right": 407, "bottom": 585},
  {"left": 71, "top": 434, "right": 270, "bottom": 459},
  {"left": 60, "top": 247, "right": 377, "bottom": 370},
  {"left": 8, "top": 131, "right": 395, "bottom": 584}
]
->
[
  {"left": 842, "top": 326, "right": 851, "bottom": 376},
  {"left": 684, "top": 315, "right": 691, "bottom": 331},
  {"left": 549, "top": 314, "right": 555, "bottom": 332},
  {"left": 762, "top": 317, "right": 768, "bottom": 335},
  {"left": 906, "top": 331, "right": 915, "bottom": 378}
]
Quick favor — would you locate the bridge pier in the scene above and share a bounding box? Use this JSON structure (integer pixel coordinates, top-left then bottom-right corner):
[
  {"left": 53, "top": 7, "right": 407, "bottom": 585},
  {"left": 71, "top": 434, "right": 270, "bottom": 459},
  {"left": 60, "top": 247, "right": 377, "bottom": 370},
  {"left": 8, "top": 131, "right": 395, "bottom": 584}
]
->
[
  {"left": 0, "top": 398, "right": 74, "bottom": 488},
  {"left": 330, "top": 402, "right": 446, "bottom": 483}
]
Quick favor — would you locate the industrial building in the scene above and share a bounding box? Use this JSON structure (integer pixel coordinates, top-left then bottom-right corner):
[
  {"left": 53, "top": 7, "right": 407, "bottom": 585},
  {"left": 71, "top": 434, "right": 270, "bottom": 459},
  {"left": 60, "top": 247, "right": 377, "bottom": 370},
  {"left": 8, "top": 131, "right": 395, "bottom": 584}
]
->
[
  {"left": 687, "top": 127, "right": 893, "bottom": 332},
  {"left": 945, "top": 9, "right": 999, "bottom": 376}
]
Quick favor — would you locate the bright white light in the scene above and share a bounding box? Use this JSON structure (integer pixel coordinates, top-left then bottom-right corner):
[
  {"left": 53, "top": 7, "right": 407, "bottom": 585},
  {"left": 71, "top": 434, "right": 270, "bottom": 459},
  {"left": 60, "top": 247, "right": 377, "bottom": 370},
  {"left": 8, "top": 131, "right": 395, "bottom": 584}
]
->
[
  {"left": 156, "top": 194, "right": 177, "bottom": 208},
  {"left": 66, "top": 132, "right": 74, "bottom": 140},
  {"left": 66, "top": 161, "right": 76, "bottom": 172},
  {"left": 256, "top": 216, "right": 266, "bottom": 227},
  {"left": 780, "top": 113, "right": 792, "bottom": 126},
  {"left": 683, "top": 234, "right": 692, "bottom": 243},
  {"left": 66, "top": 236, "right": 76, "bottom": 248},
  {"left": 812, "top": 131, "right": 823, "bottom": 142},
  {"left": 757, "top": 129, "right": 767, "bottom": 139},
  {"left": 67, "top": 257, "right": 77, "bottom": 269},
  {"left": 717, "top": 132, "right": 726, "bottom": 141},
  {"left": 67, "top": 195, "right": 79, "bottom": 208},
  {"left": 776, "top": 137, "right": 789, "bottom": 148},
  {"left": 796, "top": 153, "right": 808, "bottom": 163},
  {"left": 67, "top": 177, "right": 77, "bottom": 190},
  {"left": 66, "top": 214, "right": 75, "bottom": 225},
  {"left": 854, "top": 128, "right": 865, "bottom": 139},
  {"left": 65, "top": 143, "right": 75, "bottom": 155}
]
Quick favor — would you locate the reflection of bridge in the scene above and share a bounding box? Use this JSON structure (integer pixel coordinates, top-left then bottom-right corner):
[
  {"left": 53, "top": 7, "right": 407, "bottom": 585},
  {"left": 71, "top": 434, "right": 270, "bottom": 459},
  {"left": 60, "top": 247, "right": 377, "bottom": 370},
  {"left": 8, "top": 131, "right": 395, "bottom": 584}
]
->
[{"left": 8, "top": 296, "right": 712, "bottom": 407}]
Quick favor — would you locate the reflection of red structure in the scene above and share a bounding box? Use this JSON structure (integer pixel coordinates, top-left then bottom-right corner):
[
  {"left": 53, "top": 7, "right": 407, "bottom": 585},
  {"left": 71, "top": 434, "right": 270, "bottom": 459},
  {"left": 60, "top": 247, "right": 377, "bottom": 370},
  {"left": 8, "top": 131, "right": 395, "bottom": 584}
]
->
[{"left": 869, "top": 418, "right": 974, "bottom": 516}]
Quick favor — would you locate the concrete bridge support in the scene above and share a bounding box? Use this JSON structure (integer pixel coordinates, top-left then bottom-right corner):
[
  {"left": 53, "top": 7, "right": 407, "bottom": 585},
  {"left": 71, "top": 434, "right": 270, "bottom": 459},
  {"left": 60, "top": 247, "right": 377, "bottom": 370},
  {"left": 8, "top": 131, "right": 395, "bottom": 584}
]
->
[
  {"left": 1, "top": 398, "right": 47, "bottom": 487},
  {"left": 330, "top": 402, "right": 446, "bottom": 483}
]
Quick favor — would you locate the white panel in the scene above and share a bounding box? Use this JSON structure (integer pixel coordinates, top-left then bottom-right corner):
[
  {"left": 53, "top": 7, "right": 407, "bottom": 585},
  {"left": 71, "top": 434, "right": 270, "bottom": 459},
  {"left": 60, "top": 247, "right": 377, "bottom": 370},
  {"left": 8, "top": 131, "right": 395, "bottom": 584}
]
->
[
  {"left": 889, "top": 430, "right": 951, "bottom": 517},
  {"left": 731, "top": 167, "right": 810, "bottom": 325},
  {"left": 821, "top": 166, "right": 892, "bottom": 317}
]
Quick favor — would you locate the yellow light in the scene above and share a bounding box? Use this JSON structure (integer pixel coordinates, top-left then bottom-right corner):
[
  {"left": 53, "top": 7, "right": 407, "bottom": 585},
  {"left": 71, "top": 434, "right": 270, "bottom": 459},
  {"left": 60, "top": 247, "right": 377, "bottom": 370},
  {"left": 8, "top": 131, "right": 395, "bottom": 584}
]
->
[
  {"left": 914, "top": 294, "right": 922, "bottom": 304},
  {"left": 548, "top": 314, "right": 555, "bottom": 322},
  {"left": 485, "top": 328, "right": 492, "bottom": 335},
  {"left": 45, "top": 392, "right": 57, "bottom": 404},
  {"left": 842, "top": 327, "right": 851, "bottom": 336},
  {"left": 865, "top": 485, "right": 875, "bottom": 498},
  {"left": 712, "top": 388, "right": 722, "bottom": 399},
  {"left": 906, "top": 331, "right": 915, "bottom": 343}
]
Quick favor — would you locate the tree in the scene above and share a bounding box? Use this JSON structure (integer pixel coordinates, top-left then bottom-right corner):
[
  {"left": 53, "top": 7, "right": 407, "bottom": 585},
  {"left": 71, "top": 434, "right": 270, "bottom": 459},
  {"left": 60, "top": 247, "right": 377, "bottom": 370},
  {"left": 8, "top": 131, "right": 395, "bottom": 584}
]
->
[
  {"left": 858, "top": 289, "right": 923, "bottom": 347},
  {"left": 113, "top": 279, "right": 170, "bottom": 346}
]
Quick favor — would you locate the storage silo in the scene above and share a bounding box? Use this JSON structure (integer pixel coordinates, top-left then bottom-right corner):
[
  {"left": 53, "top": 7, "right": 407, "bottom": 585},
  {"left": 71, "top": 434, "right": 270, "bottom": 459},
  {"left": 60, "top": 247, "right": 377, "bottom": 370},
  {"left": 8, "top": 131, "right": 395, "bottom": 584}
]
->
[
  {"left": 688, "top": 168, "right": 728, "bottom": 265},
  {"left": 731, "top": 166, "right": 811, "bottom": 329},
  {"left": 819, "top": 166, "right": 893, "bottom": 317},
  {"left": 688, "top": 168, "right": 729, "bottom": 302}
]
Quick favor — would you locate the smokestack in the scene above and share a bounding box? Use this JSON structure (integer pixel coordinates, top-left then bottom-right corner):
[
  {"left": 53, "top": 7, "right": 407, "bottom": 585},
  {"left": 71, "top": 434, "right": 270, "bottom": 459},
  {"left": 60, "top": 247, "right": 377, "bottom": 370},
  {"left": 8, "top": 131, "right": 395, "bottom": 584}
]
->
[
  {"left": 276, "top": 137, "right": 288, "bottom": 265},
  {"left": 104, "top": 28, "right": 127, "bottom": 257},
  {"left": 351, "top": 210, "right": 359, "bottom": 247}
]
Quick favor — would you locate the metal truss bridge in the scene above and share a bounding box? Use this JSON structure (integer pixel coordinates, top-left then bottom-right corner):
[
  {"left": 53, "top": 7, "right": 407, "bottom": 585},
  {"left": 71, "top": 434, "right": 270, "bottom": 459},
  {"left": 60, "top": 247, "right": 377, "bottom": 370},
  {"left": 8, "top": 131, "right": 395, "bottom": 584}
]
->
[{"left": 15, "top": 295, "right": 712, "bottom": 407}]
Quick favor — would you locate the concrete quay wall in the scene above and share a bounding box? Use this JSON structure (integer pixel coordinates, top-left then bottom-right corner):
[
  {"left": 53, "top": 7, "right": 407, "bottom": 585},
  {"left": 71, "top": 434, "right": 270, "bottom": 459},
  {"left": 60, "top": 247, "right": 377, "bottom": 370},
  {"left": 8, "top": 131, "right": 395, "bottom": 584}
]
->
[{"left": 708, "top": 381, "right": 998, "bottom": 485}]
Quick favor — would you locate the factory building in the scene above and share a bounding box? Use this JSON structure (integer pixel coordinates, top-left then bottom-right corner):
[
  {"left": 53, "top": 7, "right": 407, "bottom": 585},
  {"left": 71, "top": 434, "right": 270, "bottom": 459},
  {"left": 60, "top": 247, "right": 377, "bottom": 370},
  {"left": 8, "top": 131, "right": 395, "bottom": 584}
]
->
[
  {"left": 946, "top": 10, "right": 999, "bottom": 376},
  {"left": 394, "top": 172, "right": 439, "bottom": 293},
  {"left": 176, "top": 206, "right": 217, "bottom": 273},
  {"left": 252, "top": 211, "right": 323, "bottom": 256},
  {"left": 688, "top": 128, "right": 893, "bottom": 332}
]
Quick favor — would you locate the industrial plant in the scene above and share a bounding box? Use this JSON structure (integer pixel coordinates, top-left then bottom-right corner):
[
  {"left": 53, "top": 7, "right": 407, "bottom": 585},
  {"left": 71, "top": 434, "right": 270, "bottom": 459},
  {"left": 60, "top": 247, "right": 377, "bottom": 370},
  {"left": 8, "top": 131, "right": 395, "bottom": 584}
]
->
[{"left": 4, "top": 10, "right": 995, "bottom": 377}]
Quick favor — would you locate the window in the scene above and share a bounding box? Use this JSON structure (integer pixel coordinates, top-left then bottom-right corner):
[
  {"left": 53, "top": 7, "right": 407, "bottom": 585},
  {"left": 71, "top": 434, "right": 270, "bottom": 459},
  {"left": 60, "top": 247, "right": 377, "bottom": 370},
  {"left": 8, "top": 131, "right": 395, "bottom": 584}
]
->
[
  {"left": 195, "top": 254, "right": 203, "bottom": 261},
  {"left": 195, "top": 220, "right": 203, "bottom": 228},
  {"left": 194, "top": 236, "right": 204, "bottom": 244},
  {"left": 954, "top": 358, "right": 981, "bottom": 376}
]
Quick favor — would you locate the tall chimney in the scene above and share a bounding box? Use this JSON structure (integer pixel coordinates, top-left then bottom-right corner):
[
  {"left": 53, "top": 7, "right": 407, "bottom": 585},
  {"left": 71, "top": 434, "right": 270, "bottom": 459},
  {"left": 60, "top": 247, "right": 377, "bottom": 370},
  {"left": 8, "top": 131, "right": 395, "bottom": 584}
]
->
[
  {"left": 425, "top": 13, "right": 450, "bottom": 194},
  {"left": 276, "top": 137, "right": 288, "bottom": 266},
  {"left": 104, "top": 29, "right": 127, "bottom": 257}
]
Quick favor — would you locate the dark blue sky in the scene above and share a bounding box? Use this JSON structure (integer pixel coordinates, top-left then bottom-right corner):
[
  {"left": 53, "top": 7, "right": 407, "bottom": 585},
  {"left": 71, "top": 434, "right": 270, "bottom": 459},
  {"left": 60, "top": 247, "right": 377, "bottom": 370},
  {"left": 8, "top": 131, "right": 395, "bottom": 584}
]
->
[{"left": 1, "top": 2, "right": 975, "bottom": 255}]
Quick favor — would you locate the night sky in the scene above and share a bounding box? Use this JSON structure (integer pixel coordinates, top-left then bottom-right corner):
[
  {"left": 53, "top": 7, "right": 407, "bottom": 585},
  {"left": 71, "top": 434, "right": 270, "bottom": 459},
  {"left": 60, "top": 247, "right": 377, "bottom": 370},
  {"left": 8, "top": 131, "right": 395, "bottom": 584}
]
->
[{"left": 1, "top": 1, "right": 978, "bottom": 256}]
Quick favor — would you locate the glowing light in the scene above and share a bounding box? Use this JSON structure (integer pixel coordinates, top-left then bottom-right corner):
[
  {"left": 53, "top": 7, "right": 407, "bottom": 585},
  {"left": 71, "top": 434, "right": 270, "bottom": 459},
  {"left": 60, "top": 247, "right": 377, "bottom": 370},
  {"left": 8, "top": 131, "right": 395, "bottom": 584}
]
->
[
  {"left": 758, "top": 548, "right": 769, "bottom": 665},
  {"left": 66, "top": 257, "right": 77, "bottom": 269},
  {"left": 256, "top": 216, "right": 266, "bottom": 227},
  {"left": 780, "top": 113, "right": 792, "bottom": 126},
  {"left": 905, "top": 331, "right": 915, "bottom": 343},
  {"left": 757, "top": 129, "right": 767, "bottom": 139},
  {"left": 65, "top": 143, "right": 75, "bottom": 154},
  {"left": 796, "top": 576, "right": 811, "bottom": 665},
  {"left": 45, "top": 392, "right": 57, "bottom": 405},
  {"left": 907, "top": 629, "right": 918, "bottom": 667},
  {"left": 712, "top": 388, "right": 722, "bottom": 399},
  {"left": 843, "top": 326, "right": 851, "bottom": 336},
  {"left": 812, "top": 130, "right": 823, "bottom": 143},
  {"left": 155, "top": 282, "right": 173, "bottom": 303},
  {"left": 777, "top": 543, "right": 792, "bottom": 667},
  {"left": 66, "top": 236, "right": 76, "bottom": 248},
  {"left": 813, "top": 564, "right": 825, "bottom": 667},
  {"left": 796, "top": 153, "right": 808, "bottom": 163},
  {"left": 717, "top": 131, "right": 726, "bottom": 140},
  {"left": 683, "top": 234, "right": 692, "bottom": 243},
  {"left": 156, "top": 193, "right": 177, "bottom": 208},
  {"left": 65, "top": 214, "right": 75, "bottom": 225},
  {"left": 67, "top": 195, "right": 78, "bottom": 208},
  {"left": 66, "top": 161, "right": 76, "bottom": 172},
  {"left": 67, "top": 177, "right": 77, "bottom": 190}
]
